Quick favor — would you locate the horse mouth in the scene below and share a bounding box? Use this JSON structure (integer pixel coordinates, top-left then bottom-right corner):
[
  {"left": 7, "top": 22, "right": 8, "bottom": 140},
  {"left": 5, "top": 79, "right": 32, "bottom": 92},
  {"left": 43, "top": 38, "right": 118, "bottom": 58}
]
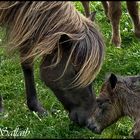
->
[{"left": 86, "top": 120, "right": 103, "bottom": 134}]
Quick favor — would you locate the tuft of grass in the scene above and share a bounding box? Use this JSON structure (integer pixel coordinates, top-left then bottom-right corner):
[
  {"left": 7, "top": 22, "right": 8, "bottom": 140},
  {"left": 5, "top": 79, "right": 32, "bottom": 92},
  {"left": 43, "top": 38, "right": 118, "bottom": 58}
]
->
[{"left": 0, "top": 1, "right": 140, "bottom": 139}]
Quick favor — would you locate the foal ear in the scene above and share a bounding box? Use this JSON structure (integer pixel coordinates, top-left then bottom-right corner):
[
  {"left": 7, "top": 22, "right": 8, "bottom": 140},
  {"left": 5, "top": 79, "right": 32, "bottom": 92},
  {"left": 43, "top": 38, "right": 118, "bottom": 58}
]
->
[{"left": 109, "top": 73, "right": 117, "bottom": 89}]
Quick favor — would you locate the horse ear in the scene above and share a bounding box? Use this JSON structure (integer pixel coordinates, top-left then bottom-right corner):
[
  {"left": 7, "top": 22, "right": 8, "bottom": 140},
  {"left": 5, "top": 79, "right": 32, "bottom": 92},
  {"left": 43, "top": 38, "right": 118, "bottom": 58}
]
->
[
  {"left": 109, "top": 73, "right": 117, "bottom": 89},
  {"left": 89, "top": 11, "right": 96, "bottom": 21},
  {"left": 81, "top": 11, "right": 85, "bottom": 16}
]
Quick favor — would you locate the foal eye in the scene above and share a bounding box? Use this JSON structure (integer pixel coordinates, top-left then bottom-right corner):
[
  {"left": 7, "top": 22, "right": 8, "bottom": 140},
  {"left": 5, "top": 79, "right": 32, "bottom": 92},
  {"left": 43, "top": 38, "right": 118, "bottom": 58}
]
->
[
  {"left": 104, "top": 99, "right": 110, "bottom": 103},
  {"left": 97, "top": 99, "right": 111, "bottom": 109},
  {"left": 98, "top": 101, "right": 104, "bottom": 109}
]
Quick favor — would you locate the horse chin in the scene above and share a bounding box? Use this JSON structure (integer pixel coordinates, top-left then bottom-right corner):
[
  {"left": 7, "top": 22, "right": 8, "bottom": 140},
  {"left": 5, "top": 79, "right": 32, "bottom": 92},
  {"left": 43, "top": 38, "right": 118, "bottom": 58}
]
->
[
  {"left": 69, "top": 109, "right": 88, "bottom": 127},
  {"left": 86, "top": 123, "right": 103, "bottom": 134},
  {"left": 70, "top": 112, "right": 104, "bottom": 134}
]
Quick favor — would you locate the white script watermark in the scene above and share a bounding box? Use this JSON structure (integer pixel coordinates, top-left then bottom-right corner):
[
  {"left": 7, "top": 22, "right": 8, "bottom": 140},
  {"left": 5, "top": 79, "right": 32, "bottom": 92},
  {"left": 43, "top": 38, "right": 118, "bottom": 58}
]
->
[{"left": 0, "top": 127, "right": 30, "bottom": 137}]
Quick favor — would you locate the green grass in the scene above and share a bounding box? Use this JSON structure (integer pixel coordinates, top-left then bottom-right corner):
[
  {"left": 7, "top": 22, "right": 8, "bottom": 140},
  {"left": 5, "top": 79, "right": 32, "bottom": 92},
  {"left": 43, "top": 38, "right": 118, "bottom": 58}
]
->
[{"left": 0, "top": 1, "right": 140, "bottom": 139}]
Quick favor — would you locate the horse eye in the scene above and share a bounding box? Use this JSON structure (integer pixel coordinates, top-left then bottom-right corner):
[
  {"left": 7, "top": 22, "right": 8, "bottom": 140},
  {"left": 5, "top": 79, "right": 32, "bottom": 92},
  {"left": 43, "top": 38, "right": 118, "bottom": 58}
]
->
[
  {"left": 104, "top": 98, "right": 110, "bottom": 103},
  {"left": 104, "top": 99, "right": 112, "bottom": 104},
  {"left": 97, "top": 98, "right": 110, "bottom": 104},
  {"left": 97, "top": 101, "right": 104, "bottom": 108},
  {"left": 96, "top": 98, "right": 101, "bottom": 103},
  {"left": 97, "top": 99, "right": 111, "bottom": 109}
]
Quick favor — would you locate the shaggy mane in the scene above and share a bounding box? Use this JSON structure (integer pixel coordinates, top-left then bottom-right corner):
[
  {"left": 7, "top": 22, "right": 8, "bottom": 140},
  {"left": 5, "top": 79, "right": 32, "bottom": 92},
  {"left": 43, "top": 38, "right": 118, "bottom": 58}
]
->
[{"left": 0, "top": 1, "right": 105, "bottom": 88}]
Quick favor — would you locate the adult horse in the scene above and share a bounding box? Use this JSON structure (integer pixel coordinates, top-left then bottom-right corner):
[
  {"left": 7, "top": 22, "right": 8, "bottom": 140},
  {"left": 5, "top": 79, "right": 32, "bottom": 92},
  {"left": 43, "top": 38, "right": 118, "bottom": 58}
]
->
[{"left": 0, "top": 2, "right": 105, "bottom": 130}]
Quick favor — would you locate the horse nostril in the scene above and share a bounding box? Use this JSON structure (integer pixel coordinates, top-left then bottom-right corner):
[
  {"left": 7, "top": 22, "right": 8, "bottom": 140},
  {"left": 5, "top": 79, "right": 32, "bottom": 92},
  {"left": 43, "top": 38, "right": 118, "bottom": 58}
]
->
[
  {"left": 87, "top": 123, "right": 96, "bottom": 131},
  {"left": 86, "top": 123, "right": 101, "bottom": 134},
  {"left": 69, "top": 112, "right": 78, "bottom": 123},
  {"left": 69, "top": 110, "right": 87, "bottom": 126}
]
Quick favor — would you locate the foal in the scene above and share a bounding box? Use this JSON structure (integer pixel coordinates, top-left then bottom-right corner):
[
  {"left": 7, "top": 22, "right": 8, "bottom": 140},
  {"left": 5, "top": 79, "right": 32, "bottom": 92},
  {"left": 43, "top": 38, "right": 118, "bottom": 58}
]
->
[
  {"left": 89, "top": 73, "right": 140, "bottom": 138},
  {"left": 81, "top": 1, "right": 140, "bottom": 47}
]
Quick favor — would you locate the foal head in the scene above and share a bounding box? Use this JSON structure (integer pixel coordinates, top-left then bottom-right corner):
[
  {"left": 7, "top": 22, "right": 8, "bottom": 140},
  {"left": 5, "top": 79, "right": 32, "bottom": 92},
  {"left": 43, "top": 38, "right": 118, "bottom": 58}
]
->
[{"left": 90, "top": 73, "right": 140, "bottom": 134}]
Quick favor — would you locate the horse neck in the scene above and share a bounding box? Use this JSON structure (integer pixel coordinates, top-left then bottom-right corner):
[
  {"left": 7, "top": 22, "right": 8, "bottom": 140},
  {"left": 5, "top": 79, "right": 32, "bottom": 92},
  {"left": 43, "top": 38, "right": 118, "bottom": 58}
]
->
[{"left": 115, "top": 87, "right": 140, "bottom": 119}]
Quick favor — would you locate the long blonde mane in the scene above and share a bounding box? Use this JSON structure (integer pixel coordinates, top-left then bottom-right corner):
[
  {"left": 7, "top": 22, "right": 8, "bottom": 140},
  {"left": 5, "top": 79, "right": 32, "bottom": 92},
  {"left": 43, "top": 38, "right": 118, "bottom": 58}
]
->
[{"left": 0, "top": 1, "right": 105, "bottom": 88}]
